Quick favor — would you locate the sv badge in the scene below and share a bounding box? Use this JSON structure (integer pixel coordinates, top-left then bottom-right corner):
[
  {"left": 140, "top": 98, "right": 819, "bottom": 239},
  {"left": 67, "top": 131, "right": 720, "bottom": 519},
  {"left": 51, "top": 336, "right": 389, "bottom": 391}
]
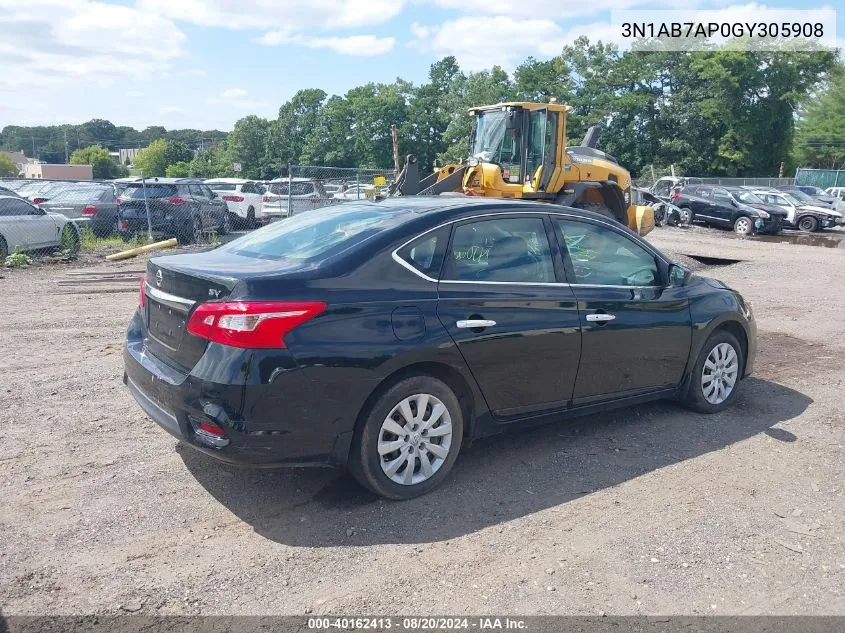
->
[{"left": 208, "top": 288, "right": 221, "bottom": 298}]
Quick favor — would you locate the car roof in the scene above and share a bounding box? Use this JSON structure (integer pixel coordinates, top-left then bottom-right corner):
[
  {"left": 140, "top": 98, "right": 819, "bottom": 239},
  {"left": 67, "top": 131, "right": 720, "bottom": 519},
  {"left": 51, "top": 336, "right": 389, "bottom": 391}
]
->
[
  {"left": 128, "top": 178, "right": 203, "bottom": 184},
  {"left": 205, "top": 178, "right": 250, "bottom": 184}
]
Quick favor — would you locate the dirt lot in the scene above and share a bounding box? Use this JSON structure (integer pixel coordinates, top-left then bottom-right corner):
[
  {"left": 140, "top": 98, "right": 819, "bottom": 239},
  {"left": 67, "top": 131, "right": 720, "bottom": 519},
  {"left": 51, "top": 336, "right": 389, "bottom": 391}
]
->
[{"left": 1, "top": 226, "right": 844, "bottom": 616}]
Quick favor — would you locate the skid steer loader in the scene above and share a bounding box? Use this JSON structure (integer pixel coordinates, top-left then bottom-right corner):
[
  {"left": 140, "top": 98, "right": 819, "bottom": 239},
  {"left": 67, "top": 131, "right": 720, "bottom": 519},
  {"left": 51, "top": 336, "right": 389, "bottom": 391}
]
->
[{"left": 390, "top": 101, "right": 654, "bottom": 236}]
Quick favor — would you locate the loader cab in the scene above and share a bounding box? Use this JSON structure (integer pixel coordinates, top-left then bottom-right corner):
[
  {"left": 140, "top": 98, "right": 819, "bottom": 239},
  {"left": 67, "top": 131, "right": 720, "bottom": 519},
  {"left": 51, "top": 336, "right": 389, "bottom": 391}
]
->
[{"left": 466, "top": 102, "right": 567, "bottom": 198}]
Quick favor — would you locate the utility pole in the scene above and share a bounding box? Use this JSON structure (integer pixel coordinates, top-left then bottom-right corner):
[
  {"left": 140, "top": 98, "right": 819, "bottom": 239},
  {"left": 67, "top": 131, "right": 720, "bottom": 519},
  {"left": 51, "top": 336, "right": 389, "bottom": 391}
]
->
[
  {"left": 63, "top": 130, "right": 69, "bottom": 163},
  {"left": 390, "top": 124, "right": 400, "bottom": 178}
]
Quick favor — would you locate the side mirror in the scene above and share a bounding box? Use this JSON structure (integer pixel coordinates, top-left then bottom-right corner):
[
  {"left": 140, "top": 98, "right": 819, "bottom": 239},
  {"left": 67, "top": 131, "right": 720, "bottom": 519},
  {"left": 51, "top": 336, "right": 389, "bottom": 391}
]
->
[{"left": 668, "top": 264, "right": 689, "bottom": 287}]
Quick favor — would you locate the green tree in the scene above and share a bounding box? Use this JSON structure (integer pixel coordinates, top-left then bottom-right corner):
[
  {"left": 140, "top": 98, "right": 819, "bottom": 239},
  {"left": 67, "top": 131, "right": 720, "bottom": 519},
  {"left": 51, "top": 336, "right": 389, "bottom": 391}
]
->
[
  {"left": 265, "top": 89, "right": 327, "bottom": 175},
  {"left": 0, "top": 152, "right": 17, "bottom": 176},
  {"left": 133, "top": 139, "right": 168, "bottom": 177},
  {"left": 69, "top": 144, "right": 128, "bottom": 179},
  {"left": 794, "top": 63, "right": 845, "bottom": 169},
  {"left": 227, "top": 115, "right": 270, "bottom": 178},
  {"left": 165, "top": 161, "right": 191, "bottom": 177},
  {"left": 164, "top": 139, "right": 193, "bottom": 166}
]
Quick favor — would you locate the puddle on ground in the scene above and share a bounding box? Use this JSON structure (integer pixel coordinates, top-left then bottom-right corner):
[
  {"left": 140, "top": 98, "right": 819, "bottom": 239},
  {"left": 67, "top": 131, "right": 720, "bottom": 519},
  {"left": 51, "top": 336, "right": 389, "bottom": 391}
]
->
[
  {"left": 683, "top": 254, "right": 743, "bottom": 266},
  {"left": 747, "top": 231, "right": 845, "bottom": 249}
]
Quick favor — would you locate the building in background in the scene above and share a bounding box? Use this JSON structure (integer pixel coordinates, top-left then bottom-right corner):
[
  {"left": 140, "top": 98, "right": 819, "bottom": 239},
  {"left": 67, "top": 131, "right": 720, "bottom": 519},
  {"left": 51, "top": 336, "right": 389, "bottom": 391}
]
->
[
  {"left": 24, "top": 164, "right": 93, "bottom": 180},
  {"left": 118, "top": 148, "right": 141, "bottom": 166},
  {"left": 1, "top": 150, "right": 30, "bottom": 175}
]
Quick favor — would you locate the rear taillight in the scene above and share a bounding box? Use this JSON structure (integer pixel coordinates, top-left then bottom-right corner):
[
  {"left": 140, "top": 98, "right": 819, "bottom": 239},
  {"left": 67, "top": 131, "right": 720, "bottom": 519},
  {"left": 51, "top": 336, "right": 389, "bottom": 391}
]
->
[
  {"left": 168, "top": 197, "right": 188, "bottom": 204},
  {"left": 186, "top": 301, "right": 326, "bottom": 349},
  {"left": 309, "top": 196, "right": 319, "bottom": 203},
  {"left": 222, "top": 195, "right": 244, "bottom": 202},
  {"left": 33, "top": 197, "right": 47, "bottom": 204},
  {"left": 139, "top": 275, "right": 146, "bottom": 308},
  {"left": 120, "top": 221, "right": 128, "bottom": 231},
  {"left": 82, "top": 205, "right": 97, "bottom": 215},
  {"left": 263, "top": 195, "right": 271, "bottom": 203},
  {"left": 672, "top": 193, "right": 680, "bottom": 201}
]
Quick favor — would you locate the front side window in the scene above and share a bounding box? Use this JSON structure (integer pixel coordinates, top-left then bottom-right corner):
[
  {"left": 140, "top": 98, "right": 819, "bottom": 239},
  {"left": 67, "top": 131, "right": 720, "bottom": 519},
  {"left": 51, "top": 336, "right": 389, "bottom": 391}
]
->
[
  {"left": 396, "top": 227, "right": 448, "bottom": 278},
  {"left": 0, "top": 198, "right": 37, "bottom": 216},
  {"left": 556, "top": 219, "right": 660, "bottom": 287},
  {"left": 443, "top": 217, "right": 555, "bottom": 283}
]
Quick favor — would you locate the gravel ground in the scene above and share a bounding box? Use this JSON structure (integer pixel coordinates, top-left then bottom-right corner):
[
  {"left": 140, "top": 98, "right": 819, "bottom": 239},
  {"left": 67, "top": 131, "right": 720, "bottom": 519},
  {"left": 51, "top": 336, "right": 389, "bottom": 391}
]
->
[{"left": 1, "top": 225, "right": 844, "bottom": 616}]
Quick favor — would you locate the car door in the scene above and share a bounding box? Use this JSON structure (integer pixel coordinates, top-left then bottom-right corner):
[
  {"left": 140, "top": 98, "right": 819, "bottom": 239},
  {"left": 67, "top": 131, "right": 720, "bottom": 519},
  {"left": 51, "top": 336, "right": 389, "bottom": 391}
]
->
[
  {"left": 202, "top": 184, "right": 226, "bottom": 227},
  {"left": 761, "top": 193, "right": 796, "bottom": 224},
  {"left": 187, "top": 184, "right": 212, "bottom": 229},
  {"left": 553, "top": 216, "right": 691, "bottom": 404},
  {"left": 436, "top": 214, "right": 582, "bottom": 417},
  {"left": 710, "top": 187, "right": 737, "bottom": 225},
  {"left": 0, "top": 197, "right": 60, "bottom": 250}
]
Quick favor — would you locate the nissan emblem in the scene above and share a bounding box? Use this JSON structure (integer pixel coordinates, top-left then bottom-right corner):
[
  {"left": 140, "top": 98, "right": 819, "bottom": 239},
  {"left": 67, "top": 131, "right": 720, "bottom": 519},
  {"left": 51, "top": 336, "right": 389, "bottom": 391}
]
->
[{"left": 155, "top": 270, "right": 163, "bottom": 287}]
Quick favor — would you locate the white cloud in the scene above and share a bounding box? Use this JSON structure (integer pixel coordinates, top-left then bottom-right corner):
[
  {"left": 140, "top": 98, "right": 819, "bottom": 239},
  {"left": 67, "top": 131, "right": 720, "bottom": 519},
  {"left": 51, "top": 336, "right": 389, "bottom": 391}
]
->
[
  {"left": 424, "top": 0, "right": 684, "bottom": 19},
  {"left": 206, "top": 88, "right": 268, "bottom": 110},
  {"left": 159, "top": 105, "right": 184, "bottom": 114},
  {"left": 0, "top": 0, "right": 185, "bottom": 91},
  {"left": 139, "top": 0, "right": 405, "bottom": 31},
  {"left": 256, "top": 31, "right": 395, "bottom": 56},
  {"left": 126, "top": 90, "right": 146, "bottom": 98},
  {"left": 410, "top": 17, "right": 573, "bottom": 70}
]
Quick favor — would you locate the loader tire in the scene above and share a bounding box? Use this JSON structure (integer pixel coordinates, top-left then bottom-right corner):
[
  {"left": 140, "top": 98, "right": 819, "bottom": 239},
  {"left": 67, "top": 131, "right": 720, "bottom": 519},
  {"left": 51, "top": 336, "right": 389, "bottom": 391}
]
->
[{"left": 573, "top": 201, "right": 617, "bottom": 223}]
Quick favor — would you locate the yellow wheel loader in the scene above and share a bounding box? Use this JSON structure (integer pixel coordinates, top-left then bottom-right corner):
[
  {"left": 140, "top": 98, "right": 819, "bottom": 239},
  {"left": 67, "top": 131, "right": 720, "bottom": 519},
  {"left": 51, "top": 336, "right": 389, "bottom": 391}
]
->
[{"left": 391, "top": 101, "right": 654, "bottom": 236}]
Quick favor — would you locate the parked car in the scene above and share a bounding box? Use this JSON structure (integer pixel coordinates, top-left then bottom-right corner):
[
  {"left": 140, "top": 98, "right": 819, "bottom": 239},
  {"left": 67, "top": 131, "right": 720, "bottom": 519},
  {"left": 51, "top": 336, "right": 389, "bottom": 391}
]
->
[
  {"left": 262, "top": 179, "right": 333, "bottom": 220},
  {"left": 673, "top": 184, "right": 786, "bottom": 235},
  {"left": 38, "top": 183, "right": 120, "bottom": 237},
  {"left": 15, "top": 179, "right": 62, "bottom": 202},
  {"left": 750, "top": 188, "right": 843, "bottom": 232},
  {"left": 117, "top": 178, "right": 230, "bottom": 244},
  {"left": 0, "top": 185, "right": 21, "bottom": 197},
  {"left": 0, "top": 195, "right": 80, "bottom": 258},
  {"left": 332, "top": 184, "right": 376, "bottom": 200},
  {"left": 824, "top": 186, "right": 845, "bottom": 201},
  {"left": 124, "top": 198, "right": 756, "bottom": 499},
  {"left": 205, "top": 178, "right": 266, "bottom": 228},
  {"left": 776, "top": 184, "right": 844, "bottom": 212},
  {"left": 648, "top": 176, "right": 703, "bottom": 202}
]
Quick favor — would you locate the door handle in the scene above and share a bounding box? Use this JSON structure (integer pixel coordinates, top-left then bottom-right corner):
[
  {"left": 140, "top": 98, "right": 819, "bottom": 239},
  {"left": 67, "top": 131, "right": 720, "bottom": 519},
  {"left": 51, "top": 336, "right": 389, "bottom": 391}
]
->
[
  {"left": 586, "top": 313, "right": 616, "bottom": 323},
  {"left": 457, "top": 319, "right": 496, "bottom": 329}
]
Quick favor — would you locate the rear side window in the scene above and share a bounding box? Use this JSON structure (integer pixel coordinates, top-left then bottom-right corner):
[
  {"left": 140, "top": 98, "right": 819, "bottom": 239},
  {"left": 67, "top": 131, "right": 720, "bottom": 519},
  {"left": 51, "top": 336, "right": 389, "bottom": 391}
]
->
[
  {"left": 443, "top": 217, "right": 555, "bottom": 283},
  {"left": 0, "top": 198, "right": 36, "bottom": 216},
  {"left": 121, "top": 184, "right": 178, "bottom": 199},
  {"left": 223, "top": 205, "right": 406, "bottom": 262},
  {"left": 49, "top": 187, "right": 109, "bottom": 203},
  {"left": 396, "top": 227, "right": 449, "bottom": 279},
  {"left": 208, "top": 183, "right": 237, "bottom": 191}
]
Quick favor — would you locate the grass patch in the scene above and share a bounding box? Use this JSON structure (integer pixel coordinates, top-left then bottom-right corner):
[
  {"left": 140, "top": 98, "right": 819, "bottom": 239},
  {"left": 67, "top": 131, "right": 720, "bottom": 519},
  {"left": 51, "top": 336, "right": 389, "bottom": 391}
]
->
[{"left": 79, "top": 227, "right": 153, "bottom": 251}]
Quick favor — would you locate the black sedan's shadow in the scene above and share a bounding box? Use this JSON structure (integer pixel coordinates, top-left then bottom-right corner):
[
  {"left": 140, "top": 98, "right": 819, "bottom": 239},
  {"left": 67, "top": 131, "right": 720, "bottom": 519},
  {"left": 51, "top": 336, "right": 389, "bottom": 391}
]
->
[{"left": 180, "top": 377, "right": 810, "bottom": 546}]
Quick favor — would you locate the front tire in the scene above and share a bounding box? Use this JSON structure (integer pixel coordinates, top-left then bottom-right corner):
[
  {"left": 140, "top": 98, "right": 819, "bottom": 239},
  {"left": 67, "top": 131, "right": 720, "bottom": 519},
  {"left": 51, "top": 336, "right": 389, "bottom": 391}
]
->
[
  {"left": 219, "top": 212, "right": 231, "bottom": 235},
  {"left": 573, "top": 201, "right": 617, "bottom": 223},
  {"left": 246, "top": 207, "right": 256, "bottom": 229},
  {"left": 677, "top": 206, "right": 693, "bottom": 225},
  {"left": 0, "top": 235, "right": 7, "bottom": 259},
  {"left": 349, "top": 376, "right": 464, "bottom": 500},
  {"left": 733, "top": 216, "right": 754, "bottom": 236},
  {"left": 682, "top": 330, "right": 744, "bottom": 414},
  {"left": 59, "top": 224, "right": 80, "bottom": 254},
  {"left": 797, "top": 215, "right": 818, "bottom": 233}
]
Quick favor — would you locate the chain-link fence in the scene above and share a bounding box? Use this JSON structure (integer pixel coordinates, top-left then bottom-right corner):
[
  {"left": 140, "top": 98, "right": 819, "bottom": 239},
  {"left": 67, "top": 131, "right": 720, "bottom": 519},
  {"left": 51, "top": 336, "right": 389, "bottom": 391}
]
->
[
  {"left": 633, "top": 168, "right": 794, "bottom": 190},
  {"left": 0, "top": 176, "right": 237, "bottom": 267},
  {"left": 794, "top": 168, "right": 845, "bottom": 189}
]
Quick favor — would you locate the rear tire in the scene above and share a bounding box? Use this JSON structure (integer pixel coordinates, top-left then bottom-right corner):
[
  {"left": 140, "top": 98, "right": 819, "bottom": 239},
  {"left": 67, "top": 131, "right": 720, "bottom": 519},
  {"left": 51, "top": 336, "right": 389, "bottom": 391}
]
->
[
  {"left": 60, "top": 224, "right": 80, "bottom": 254},
  {"left": 246, "top": 207, "right": 256, "bottom": 229},
  {"left": 219, "top": 212, "right": 231, "bottom": 235},
  {"left": 349, "top": 375, "right": 464, "bottom": 500},
  {"left": 677, "top": 206, "right": 693, "bottom": 225},
  {"left": 177, "top": 216, "right": 202, "bottom": 245},
  {"left": 0, "top": 235, "right": 8, "bottom": 259},
  {"left": 797, "top": 215, "right": 818, "bottom": 233},
  {"left": 681, "top": 330, "right": 744, "bottom": 414}
]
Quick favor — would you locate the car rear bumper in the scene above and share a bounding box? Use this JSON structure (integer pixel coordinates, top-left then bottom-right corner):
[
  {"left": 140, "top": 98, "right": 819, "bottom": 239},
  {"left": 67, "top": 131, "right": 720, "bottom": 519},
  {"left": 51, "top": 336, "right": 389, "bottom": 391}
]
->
[{"left": 122, "top": 311, "right": 356, "bottom": 467}]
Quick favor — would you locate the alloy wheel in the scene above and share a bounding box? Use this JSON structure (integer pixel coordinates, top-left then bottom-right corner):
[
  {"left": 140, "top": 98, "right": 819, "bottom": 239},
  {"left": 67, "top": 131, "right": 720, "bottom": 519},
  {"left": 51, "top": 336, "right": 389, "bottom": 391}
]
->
[
  {"left": 734, "top": 217, "right": 752, "bottom": 235},
  {"left": 378, "top": 393, "right": 453, "bottom": 486},
  {"left": 701, "top": 342, "right": 739, "bottom": 405},
  {"left": 678, "top": 208, "right": 691, "bottom": 224}
]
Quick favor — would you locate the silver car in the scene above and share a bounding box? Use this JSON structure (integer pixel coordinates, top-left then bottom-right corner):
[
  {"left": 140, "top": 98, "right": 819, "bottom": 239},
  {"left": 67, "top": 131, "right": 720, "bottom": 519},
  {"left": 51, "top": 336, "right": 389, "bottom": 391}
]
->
[{"left": 0, "top": 195, "right": 79, "bottom": 258}]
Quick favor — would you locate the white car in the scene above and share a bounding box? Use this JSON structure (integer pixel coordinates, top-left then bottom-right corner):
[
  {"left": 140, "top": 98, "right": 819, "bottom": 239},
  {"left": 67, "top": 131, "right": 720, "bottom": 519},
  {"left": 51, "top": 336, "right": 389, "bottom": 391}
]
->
[
  {"left": 751, "top": 189, "right": 844, "bottom": 232},
  {"left": 332, "top": 184, "right": 375, "bottom": 200},
  {"left": 0, "top": 195, "right": 80, "bottom": 258},
  {"left": 825, "top": 187, "right": 845, "bottom": 202},
  {"left": 262, "top": 179, "right": 333, "bottom": 219},
  {"left": 205, "top": 178, "right": 266, "bottom": 228}
]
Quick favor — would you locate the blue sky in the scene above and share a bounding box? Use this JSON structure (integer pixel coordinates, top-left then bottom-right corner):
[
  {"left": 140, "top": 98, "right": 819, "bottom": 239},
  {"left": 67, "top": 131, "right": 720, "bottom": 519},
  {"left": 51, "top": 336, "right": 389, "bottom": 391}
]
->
[{"left": 0, "top": 0, "right": 841, "bottom": 133}]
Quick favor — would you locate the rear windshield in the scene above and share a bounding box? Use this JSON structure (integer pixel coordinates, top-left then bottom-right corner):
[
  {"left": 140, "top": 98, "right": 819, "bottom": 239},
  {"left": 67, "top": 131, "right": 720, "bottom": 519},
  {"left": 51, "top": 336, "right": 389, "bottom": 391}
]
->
[
  {"left": 121, "top": 184, "right": 179, "bottom": 199},
  {"left": 267, "top": 182, "right": 316, "bottom": 196},
  {"left": 49, "top": 187, "right": 110, "bottom": 202},
  {"left": 222, "top": 205, "right": 402, "bottom": 262},
  {"left": 207, "top": 183, "right": 237, "bottom": 191}
]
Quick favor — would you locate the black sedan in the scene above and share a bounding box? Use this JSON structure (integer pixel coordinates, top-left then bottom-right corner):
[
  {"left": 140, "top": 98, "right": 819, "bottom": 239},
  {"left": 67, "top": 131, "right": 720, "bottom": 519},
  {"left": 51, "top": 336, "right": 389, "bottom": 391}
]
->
[
  {"left": 124, "top": 198, "right": 756, "bottom": 499},
  {"left": 674, "top": 184, "right": 786, "bottom": 235}
]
